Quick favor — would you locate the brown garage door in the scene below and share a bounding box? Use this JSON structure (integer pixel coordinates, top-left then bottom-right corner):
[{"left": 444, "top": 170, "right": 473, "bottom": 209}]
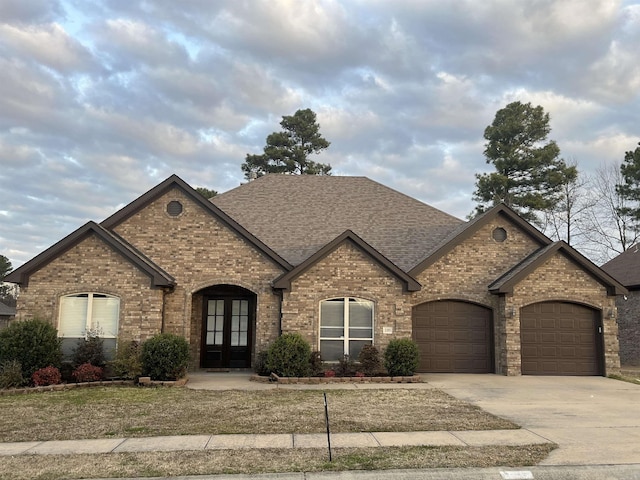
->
[
  {"left": 412, "top": 301, "right": 493, "bottom": 373},
  {"left": 520, "top": 302, "right": 602, "bottom": 375}
]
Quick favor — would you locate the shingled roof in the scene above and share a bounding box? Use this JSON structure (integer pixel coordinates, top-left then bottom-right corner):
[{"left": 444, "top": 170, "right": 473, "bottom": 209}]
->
[
  {"left": 602, "top": 244, "right": 640, "bottom": 290},
  {"left": 211, "top": 175, "right": 463, "bottom": 271}
]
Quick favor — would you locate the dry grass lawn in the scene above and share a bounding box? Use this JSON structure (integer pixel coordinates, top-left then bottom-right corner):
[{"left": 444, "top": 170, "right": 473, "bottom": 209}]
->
[
  {"left": 0, "top": 445, "right": 556, "bottom": 480},
  {"left": 0, "top": 386, "right": 518, "bottom": 442}
]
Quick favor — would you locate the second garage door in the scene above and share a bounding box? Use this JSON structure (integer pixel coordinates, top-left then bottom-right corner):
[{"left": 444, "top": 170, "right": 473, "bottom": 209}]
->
[
  {"left": 412, "top": 300, "right": 493, "bottom": 373},
  {"left": 520, "top": 301, "right": 602, "bottom": 375}
]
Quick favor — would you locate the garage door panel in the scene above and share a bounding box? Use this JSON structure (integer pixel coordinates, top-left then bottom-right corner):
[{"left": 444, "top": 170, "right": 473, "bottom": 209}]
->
[
  {"left": 520, "top": 302, "right": 601, "bottom": 376},
  {"left": 413, "top": 301, "right": 493, "bottom": 373}
]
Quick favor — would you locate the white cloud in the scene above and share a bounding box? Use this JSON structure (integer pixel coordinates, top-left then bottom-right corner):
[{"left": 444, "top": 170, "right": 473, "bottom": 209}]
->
[
  {"left": 0, "top": 0, "right": 638, "bottom": 267},
  {"left": 0, "top": 22, "right": 95, "bottom": 72}
]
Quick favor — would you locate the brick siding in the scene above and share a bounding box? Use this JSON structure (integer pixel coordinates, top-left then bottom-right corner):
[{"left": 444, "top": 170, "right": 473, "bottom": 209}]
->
[
  {"left": 510, "top": 253, "right": 619, "bottom": 375},
  {"left": 616, "top": 291, "right": 640, "bottom": 366},
  {"left": 112, "top": 187, "right": 285, "bottom": 366},
  {"left": 13, "top": 190, "right": 621, "bottom": 376},
  {"left": 411, "top": 216, "right": 540, "bottom": 374},
  {"left": 14, "top": 235, "right": 164, "bottom": 343},
  {"left": 282, "top": 241, "right": 411, "bottom": 353}
]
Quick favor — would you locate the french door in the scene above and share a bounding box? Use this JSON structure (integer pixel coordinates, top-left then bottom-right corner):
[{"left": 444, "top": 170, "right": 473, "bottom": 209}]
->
[{"left": 201, "top": 295, "right": 253, "bottom": 368}]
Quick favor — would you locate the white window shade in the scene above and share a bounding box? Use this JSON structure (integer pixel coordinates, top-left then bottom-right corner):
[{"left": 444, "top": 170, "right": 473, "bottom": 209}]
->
[
  {"left": 58, "top": 295, "right": 89, "bottom": 337},
  {"left": 58, "top": 293, "right": 120, "bottom": 339},
  {"left": 91, "top": 296, "right": 120, "bottom": 338}
]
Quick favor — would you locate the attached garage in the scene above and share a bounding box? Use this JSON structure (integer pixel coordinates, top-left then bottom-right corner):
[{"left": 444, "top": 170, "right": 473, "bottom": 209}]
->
[
  {"left": 412, "top": 300, "right": 493, "bottom": 373},
  {"left": 520, "top": 301, "right": 602, "bottom": 376}
]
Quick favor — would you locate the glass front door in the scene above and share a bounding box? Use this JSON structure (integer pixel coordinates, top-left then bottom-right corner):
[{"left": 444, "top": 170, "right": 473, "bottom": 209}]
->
[{"left": 202, "top": 296, "right": 252, "bottom": 368}]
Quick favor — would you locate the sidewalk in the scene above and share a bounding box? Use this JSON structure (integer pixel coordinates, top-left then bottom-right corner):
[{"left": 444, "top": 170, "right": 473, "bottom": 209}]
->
[{"left": 0, "top": 428, "right": 551, "bottom": 457}]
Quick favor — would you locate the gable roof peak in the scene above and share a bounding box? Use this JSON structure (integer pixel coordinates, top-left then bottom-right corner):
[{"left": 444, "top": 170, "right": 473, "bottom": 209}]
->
[
  {"left": 273, "top": 229, "right": 421, "bottom": 292},
  {"left": 100, "top": 173, "right": 292, "bottom": 271},
  {"left": 409, "top": 202, "right": 551, "bottom": 276},
  {"left": 4, "top": 221, "right": 175, "bottom": 288},
  {"left": 489, "top": 241, "right": 627, "bottom": 296}
]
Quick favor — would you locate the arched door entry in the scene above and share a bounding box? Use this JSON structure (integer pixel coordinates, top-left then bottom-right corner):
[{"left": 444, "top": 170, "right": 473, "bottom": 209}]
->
[{"left": 200, "top": 285, "right": 255, "bottom": 369}]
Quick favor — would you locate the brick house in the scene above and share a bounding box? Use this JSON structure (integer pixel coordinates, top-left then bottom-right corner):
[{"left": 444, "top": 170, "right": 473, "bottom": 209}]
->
[
  {"left": 6, "top": 174, "right": 626, "bottom": 375},
  {"left": 602, "top": 247, "right": 640, "bottom": 366}
]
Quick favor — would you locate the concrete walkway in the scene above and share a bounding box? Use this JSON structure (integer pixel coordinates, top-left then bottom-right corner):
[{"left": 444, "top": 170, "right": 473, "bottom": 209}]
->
[{"left": 0, "top": 428, "right": 550, "bottom": 457}]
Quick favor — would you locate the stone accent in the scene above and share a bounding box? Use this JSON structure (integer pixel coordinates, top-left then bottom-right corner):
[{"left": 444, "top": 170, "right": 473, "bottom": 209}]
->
[
  {"left": 282, "top": 241, "right": 412, "bottom": 353},
  {"left": 615, "top": 290, "right": 640, "bottom": 366}
]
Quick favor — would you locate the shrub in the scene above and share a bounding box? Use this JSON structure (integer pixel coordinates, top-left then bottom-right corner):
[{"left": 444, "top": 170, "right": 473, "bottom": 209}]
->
[
  {"left": 253, "top": 350, "right": 270, "bottom": 376},
  {"left": 0, "top": 360, "right": 26, "bottom": 389},
  {"left": 358, "top": 344, "right": 382, "bottom": 376},
  {"left": 0, "top": 318, "right": 62, "bottom": 380},
  {"left": 141, "top": 333, "right": 190, "bottom": 381},
  {"left": 72, "top": 330, "right": 105, "bottom": 368},
  {"left": 384, "top": 338, "right": 420, "bottom": 376},
  {"left": 324, "top": 369, "right": 336, "bottom": 377},
  {"left": 109, "top": 340, "right": 143, "bottom": 380},
  {"left": 32, "top": 366, "right": 62, "bottom": 386},
  {"left": 309, "top": 350, "right": 323, "bottom": 377},
  {"left": 72, "top": 362, "right": 103, "bottom": 382},
  {"left": 336, "top": 354, "right": 356, "bottom": 377},
  {"left": 265, "top": 333, "right": 311, "bottom": 377}
]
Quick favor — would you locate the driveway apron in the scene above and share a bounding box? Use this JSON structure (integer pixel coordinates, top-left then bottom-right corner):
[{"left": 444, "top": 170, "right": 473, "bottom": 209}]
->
[{"left": 424, "top": 374, "right": 640, "bottom": 465}]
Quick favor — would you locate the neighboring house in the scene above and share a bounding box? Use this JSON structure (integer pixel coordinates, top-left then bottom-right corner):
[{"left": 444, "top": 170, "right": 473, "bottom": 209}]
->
[
  {"left": 602, "top": 247, "right": 640, "bottom": 366},
  {"left": 5, "top": 174, "right": 626, "bottom": 375},
  {"left": 0, "top": 302, "right": 16, "bottom": 330}
]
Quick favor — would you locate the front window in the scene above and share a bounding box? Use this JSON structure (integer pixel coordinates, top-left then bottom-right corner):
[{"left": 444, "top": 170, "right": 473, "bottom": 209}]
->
[
  {"left": 58, "top": 293, "right": 120, "bottom": 358},
  {"left": 319, "top": 297, "right": 373, "bottom": 361}
]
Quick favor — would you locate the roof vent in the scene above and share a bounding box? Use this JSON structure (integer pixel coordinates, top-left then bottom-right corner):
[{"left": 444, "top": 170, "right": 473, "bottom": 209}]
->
[
  {"left": 167, "top": 200, "right": 183, "bottom": 217},
  {"left": 492, "top": 227, "right": 507, "bottom": 242}
]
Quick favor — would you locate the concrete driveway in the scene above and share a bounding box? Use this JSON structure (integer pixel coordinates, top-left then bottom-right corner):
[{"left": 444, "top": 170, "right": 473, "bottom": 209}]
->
[{"left": 424, "top": 374, "right": 640, "bottom": 466}]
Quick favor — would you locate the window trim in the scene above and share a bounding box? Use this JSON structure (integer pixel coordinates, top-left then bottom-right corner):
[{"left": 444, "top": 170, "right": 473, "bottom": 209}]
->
[{"left": 319, "top": 297, "right": 374, "bottom": 361}]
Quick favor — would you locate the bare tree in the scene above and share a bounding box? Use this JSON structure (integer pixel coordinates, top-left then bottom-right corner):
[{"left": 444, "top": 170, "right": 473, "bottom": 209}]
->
[
  {"left": 579, "top": 163, "right": 640, "bottom": 264},
  {"left": 542, "top": 160, "right": 594, "bottom": 247}
]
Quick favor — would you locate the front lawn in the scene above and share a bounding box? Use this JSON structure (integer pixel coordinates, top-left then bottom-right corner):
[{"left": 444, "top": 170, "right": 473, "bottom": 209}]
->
[{"left": 0, "top": 386, "right": 518, "bottom": 442}]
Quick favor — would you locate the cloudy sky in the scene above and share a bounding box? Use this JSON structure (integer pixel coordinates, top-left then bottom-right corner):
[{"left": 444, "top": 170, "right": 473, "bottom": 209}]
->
[{"left": 1, "top": 0, "right": 639, "bottom": 269}]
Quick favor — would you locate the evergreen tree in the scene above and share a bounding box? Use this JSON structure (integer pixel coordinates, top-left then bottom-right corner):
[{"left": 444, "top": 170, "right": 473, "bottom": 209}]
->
[
  {"left": 616, "top": 142, "right": 640, "bottom": 230},
  {"left": 473, "top": 101, "right": 577, "bottom": 224},
  {"left": 195, "top": 187, "right": 217, "bottom": 199},
  {"left": 242, "top": 108, "right": 331, "bottom": 179},
  {"left": 0, "top": 255, "right": 11, "bottom": 280}
]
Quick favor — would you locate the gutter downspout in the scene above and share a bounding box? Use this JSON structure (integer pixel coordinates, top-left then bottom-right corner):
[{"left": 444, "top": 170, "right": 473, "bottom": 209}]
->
[
  {"left": 161, "top": 286, "right": 172, "bottom": 334},
  {"left": 276, "top": 287, "right": 283, "bottom": 336}
]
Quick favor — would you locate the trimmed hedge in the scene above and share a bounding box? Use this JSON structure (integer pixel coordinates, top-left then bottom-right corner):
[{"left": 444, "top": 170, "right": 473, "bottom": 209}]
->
[
  {"left": 265, "top": 333, "right": 311, "bottom": 377},
  {"left": 141, "top": 333, "right": 190, "bottom": 381},
  {"left": 384, "top": 338, "right": 420, "bottom": 376}
]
